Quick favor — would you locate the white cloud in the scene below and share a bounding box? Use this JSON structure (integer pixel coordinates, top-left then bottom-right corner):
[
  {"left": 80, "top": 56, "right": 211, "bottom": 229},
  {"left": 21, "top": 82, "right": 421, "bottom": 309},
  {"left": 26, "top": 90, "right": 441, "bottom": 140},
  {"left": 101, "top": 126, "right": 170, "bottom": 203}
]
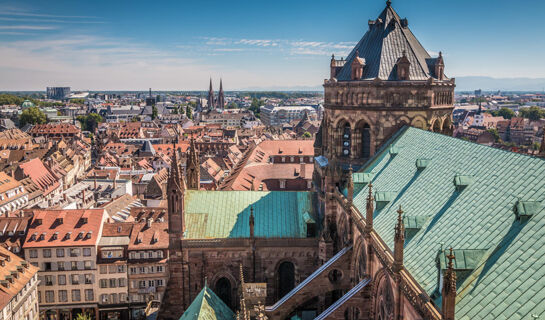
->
[
  {"left": 0, "top": 25, "right": 57, "bottom": 30},
  {"left": 237, "top": 39, "right": 279, "bottom": 47},
  {"left": 0, "top": 34, "right": 324, "bottom": 90}
]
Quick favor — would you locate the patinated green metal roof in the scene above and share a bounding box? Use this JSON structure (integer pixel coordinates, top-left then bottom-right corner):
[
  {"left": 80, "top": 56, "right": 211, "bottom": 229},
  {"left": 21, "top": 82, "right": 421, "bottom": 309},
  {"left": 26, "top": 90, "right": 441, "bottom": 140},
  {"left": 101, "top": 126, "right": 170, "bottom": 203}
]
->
[
  {"left": 179, "top": 285, "right": 235, "bottom": 320},
  {"left": 184, "top": 190, "right": 316, "bottom": 239},
  {"left": 352, "top": 127, "right": 545, "bottom": 319}
]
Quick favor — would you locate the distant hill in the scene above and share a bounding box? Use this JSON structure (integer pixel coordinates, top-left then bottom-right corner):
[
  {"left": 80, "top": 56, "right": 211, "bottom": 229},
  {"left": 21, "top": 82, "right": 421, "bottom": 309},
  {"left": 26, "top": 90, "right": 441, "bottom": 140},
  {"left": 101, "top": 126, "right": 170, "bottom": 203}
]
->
[
  {"left": 454, "top": 76, "right": 545, "bottom": 92},
  {"left": 239, "top": 77, "right": 545, "bottom": 93}
]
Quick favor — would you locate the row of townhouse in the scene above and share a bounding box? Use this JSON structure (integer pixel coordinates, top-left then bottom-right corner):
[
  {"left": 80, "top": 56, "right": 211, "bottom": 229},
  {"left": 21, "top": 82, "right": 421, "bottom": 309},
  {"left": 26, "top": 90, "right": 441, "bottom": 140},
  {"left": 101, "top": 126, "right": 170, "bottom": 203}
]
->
[{"left": 17, "top": 209, "right": 168, "bottom": 320}]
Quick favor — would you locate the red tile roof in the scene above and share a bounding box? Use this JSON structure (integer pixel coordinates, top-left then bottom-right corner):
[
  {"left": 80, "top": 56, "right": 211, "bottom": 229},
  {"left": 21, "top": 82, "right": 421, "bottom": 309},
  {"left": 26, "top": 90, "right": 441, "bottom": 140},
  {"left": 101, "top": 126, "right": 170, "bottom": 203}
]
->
[
  {"left": 0, "top": 246, "right": 39, "bottom": 311},
  {"left": 18, "top": 158, "right": 60, "bottom": 197},
  {"left": 29, "top": 123, "right": 80, "bottom": 135},
  {"left": 128, "top": 221, "right": 168, "bottom": 250},
  {"left": 23, "top": 209, "right": 106, "bottom": 248}
]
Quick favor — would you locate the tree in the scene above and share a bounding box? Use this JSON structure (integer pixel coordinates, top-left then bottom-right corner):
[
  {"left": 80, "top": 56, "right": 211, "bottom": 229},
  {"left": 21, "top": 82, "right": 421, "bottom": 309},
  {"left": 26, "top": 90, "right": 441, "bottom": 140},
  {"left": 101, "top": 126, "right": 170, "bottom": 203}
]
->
[
  {"left": 302, "top": 131, "right": 312, "bottom": 138},
  {"left": 249, "top": 98, "right": 265, "bottom": 119},
  {"left": 487, "top": 128, "right": 500, "bottom": 142},
  {"left": 491, "top": 107, "right": 515, "bottom": 119},
  {"left": 152, "top": 106, "right": 158, "bottom": 120},
  {"left": 70, "top": 98, "right": 85, "bottom": 105},
  {"left": 75, "top": 313, "right": 92, "bottom": 320},
  {"left": 19, "top": 106, "right": 46, "bottom": 127},
  {"left": 533, "top": 142, "right": 541, "bottom": 150},
  {"left": 518, "top": 106, "right": 544, "bottom": 121},
  {"left": 131, "top": 116, "right": 141, "bottom": 122},
  {"left": 77, "top": 113, "right": 103, "bottom": 132},
  {"left": 172, "top": 106, "right": 179, "bottom": 114},
  {"left": 186, "top": 105, "right": 192, "bottom": 119}
]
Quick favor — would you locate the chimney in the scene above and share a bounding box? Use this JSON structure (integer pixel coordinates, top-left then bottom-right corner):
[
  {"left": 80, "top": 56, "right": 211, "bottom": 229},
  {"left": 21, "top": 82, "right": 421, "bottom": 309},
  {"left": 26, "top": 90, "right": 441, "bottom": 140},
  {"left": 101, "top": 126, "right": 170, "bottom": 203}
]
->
[
  {"left": 300, "top": 163, "right": 306, "bottom": 179},
  {"left": 393, "top": 206, "right": 405, "bottom": 273},
  {"left": 147, "top": 218, "right": 153, "bottom": 229},
  {"left": 63, "top": 193, "right": 67, "bottom": 202},
  {"left": 82, "top": 189, "right": 86, "bottom": 203},
  {"left": 113, "top": 177, "right": 117, "bottom": 189}
]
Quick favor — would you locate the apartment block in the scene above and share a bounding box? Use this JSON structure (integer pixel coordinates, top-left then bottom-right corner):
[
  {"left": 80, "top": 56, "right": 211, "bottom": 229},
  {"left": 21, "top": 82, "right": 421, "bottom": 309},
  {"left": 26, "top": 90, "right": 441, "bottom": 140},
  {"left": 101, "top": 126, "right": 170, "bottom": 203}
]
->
[
  {"left": 0, "top": 247, "right": 40, "bottom": 320},
  {"left": 23, "top": 209, "right": 107, "bottom": 320}
]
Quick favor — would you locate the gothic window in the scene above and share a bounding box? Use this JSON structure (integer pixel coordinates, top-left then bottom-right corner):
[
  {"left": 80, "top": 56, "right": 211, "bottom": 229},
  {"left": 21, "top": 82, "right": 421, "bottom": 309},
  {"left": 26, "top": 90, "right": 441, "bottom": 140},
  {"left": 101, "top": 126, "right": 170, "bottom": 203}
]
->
[
  {"left": 361, "top": 124, "right": 371, "bottom": 158},
  {"left": 342, "top": 123, "right": 351, "bottom": 157},
  {"left": 216, "top": 277, "right": 232, "bottom": 310},
  {"left": 355, "top": 245, "right": 367, "bottom": 281},
  {"left": 432, "top": 120, "right": 442, "bottom": 133},
  {"left": 277, "top": 261, "right": 295, "bottom": 299},
  {"left": 375, "top": 277, "right": 394, "bottom": 320}
]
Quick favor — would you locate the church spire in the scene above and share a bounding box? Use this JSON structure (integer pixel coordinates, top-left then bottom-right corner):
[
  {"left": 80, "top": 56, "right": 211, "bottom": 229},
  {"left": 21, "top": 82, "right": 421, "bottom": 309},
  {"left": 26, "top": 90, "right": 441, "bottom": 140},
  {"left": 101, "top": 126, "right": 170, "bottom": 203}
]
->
[
  {"left": 217, "top": 78, "right": 225, "bottom": 110},
  {"left": 186, "top": 136, "right": 200, "bottom": 190},
  {"left": 207, "top": 78, "right": 215, "bottom": 111}
]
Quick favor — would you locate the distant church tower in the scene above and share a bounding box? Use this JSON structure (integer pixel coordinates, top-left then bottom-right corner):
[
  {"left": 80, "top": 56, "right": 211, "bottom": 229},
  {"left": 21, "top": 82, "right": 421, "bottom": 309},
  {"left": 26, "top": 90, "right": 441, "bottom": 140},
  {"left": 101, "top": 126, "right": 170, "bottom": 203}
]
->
[
  {"left": 186, "top": 138, "right": 200, "bottom": 190},
  {"left": 207, "top": 78, "right": 215, "bottom": 111},
  {"left": 217, "top": 78, "right": 225, "bottom": 110},
  {"left": 158, "top": 143, "right": 188, "bottom": 319}
]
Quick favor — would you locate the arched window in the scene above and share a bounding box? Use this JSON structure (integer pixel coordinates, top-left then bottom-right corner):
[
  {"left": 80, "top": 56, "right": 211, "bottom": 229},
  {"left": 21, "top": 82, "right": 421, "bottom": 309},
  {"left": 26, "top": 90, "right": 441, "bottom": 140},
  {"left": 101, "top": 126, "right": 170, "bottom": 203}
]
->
[
  {"left": 355, "top": 122, "right": 371, "bottom": 159},
  {"left": 215, "top": 277, "right": 232, "bottom": 309},
  {"left": 361, "top": 124, "right": 371, "bottom": 158},
  {"left": 277, "top": 261, "right": 295, "bottom": 299},
  {"left": 432, "top": 120, "right": 442, "bottom": 133},
  {"left": 375, "top": 276, "right": 394, "bottom": 320}
]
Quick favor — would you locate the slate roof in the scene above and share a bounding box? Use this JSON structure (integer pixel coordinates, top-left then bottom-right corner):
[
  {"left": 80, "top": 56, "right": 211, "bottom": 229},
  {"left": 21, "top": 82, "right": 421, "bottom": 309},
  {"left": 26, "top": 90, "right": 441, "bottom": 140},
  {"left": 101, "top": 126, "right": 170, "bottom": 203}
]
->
[
  {"left": 184, "top": 190, "right": 316, "bottom": 239},
  {"left": 140, "top": 140, "right": 156, "bottom": 156},
  {"left": 336, "top": 3, "right": 442, "bottom": 81},
  {"left": 179, "top": 285, "right": 235, "bottom": 320},
  {"left": 351, "top": 127, "right": 545, "bottom": 319}
]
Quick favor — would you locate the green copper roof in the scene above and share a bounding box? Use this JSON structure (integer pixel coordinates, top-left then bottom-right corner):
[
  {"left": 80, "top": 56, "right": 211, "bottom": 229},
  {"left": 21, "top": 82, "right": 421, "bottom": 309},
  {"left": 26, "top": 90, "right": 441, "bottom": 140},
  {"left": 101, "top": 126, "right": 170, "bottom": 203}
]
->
[
  {"left": 352, "top": 127, "right": 545, "bottom": 319},
  {"left": 184, "top": 190, "right": 316, "bottom": 239},
  {"left": 179, "top": 285, "right": 235, "bottom": 320}
]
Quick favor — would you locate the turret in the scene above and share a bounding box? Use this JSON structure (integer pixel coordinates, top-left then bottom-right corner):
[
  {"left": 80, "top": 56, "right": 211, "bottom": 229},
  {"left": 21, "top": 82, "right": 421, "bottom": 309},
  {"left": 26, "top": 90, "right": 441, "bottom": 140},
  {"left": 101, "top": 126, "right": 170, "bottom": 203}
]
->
[
  {"left": 442, "top": 248, "right": 457, "bottom": 320},
  {"left": 364, "top": 183, "right": 374, "bottom": 234},
  {"left": 186, "top": 137, "right": 200, "bottom": 190},
  {"left": 393, "top": 205, "right": 405, "bottom": 273}
]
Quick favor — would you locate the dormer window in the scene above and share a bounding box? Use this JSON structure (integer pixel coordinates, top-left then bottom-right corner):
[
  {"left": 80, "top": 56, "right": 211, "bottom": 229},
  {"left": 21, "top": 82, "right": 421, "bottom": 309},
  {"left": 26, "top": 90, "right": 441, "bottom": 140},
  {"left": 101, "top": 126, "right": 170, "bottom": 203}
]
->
[
  {"left": 396, "top": 51, "right": 411, "bottom": 81},
  {"left": 30, "top": 233, "right": 37, "bottom": 241},
  {"left": 85, "top": 232, "right": 92, "bottom": 240},
  {"left": 80, "top": 217, "right": 88, "bottom": 224},
  {"left": 351, "top": 50, "right": 365, "bottom": 80},
  {"left": 51, "top": 232, "right": 58, "bottom": 240},
  {"left": 64, "top": 232, "right": 71, "bottom": 240},
  {"left": 38, "top": 233, "right": 45, "bottom": 241},
  {"left": 56, "top": 218, "right": 63, "bottom": 225},
  {"left": 77, "top": 232, "right": 84, "bottom": 240}
]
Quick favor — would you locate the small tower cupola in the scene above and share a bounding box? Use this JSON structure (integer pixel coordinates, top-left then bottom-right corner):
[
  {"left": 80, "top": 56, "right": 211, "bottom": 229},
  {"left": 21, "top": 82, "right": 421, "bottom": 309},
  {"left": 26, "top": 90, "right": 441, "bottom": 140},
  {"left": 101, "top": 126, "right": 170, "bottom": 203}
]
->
[
  {"left": 351, "top": 50, "right": 366, "bottom": 80},
  {"left": 435, "top": 51, "right": 445, "bottom": 80},
  {"left": 396, "top": 50, "right": 411, "bottom": 80}
]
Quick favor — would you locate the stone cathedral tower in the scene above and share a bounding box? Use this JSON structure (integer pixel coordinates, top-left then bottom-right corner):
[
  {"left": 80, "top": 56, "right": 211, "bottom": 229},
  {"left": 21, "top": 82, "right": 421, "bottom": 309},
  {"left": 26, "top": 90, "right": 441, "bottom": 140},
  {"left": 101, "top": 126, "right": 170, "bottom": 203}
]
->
[
  {"left": 317, "top": 0, "right": 455, "bottom": 171},
  {"left": 157, "top": 144, "right": 188, "bottom": 319},
  {"left": 314, "top": 0, "right": 455, "bottom": 254}
]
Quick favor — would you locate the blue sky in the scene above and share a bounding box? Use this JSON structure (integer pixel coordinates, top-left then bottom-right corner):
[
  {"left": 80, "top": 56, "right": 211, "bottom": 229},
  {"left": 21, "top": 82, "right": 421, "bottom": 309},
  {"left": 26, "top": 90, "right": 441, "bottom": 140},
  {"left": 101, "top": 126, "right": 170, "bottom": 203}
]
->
[{"left": 1, "top": 0, "right": 544, "bottom": 91}]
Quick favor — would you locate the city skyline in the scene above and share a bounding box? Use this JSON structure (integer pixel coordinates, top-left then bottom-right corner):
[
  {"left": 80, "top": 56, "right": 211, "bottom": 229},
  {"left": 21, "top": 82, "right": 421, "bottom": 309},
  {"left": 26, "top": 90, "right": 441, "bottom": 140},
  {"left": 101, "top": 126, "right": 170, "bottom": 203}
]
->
[{"left": 1, "top": 0, "right": 545, "bottom": 91}]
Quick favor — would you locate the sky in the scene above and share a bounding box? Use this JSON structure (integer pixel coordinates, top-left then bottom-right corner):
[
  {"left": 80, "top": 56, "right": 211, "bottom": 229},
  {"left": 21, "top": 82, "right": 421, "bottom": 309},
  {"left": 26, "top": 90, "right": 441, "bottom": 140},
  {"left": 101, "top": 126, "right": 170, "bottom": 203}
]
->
[{"left": 1, "top": 0, "right": 545, "bottom": 91}]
